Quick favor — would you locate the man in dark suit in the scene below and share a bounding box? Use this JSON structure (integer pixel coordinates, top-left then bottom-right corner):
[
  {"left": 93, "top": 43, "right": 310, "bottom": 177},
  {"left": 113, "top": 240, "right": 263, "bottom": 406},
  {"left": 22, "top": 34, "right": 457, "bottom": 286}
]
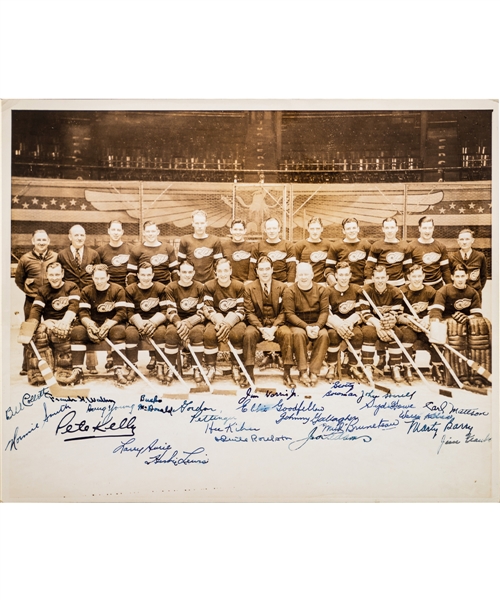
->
[{"left": 243, "top": 256, "right": 295, "bottom": 388}]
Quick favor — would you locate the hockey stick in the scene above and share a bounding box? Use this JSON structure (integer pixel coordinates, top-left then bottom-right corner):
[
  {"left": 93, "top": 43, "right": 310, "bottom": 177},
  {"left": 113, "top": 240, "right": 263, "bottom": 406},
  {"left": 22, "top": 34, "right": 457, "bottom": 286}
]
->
[
  {"left": 343, "top": 337, "right": 392, "bottom": 394},
  {"left": 147, "top": 337, "right": 199, "bottom": 395},
  {"left": 362, "top": 289, "right": 452, "bottom": 397},
  {"left": 227, "top": 340, "right": 276, "bottom": 393}
]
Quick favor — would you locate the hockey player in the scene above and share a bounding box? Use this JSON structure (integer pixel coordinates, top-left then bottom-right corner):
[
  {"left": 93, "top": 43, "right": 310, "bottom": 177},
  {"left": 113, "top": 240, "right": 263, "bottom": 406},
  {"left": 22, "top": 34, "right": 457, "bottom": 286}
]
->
[
  {"left": 124, "top": 262, "right": 170, "bottom": 384},
  {"left": 325, "top": 217, "right": 371, "bottom": 286},
  {"left": 243, "top": 256, "right": 295, "bottom": 388},
  {"left": 249, "top": 217, "right": 296, "bottom": 284},
  {"left": 293, "top": 217, "right": 332, "bottom": 284},
  {"left": 70, "top": 264, "right": 128, "bottom": 386},
  {"left": 365, "top": 217, "right": 410, "bottom": 287},
  {"left": 177, "top": 210, "right": 223, "bottom": 283},
  {"left": 127, "top": 220, "right": 178, "bottom": 286},
  {"left": 15, "top": 229, "right": 57, "bottom": 375},
  {"left": 405, "top": 216, "right": 452, "bottom": 289},
  {"left": 283, "top": 262, "right": 330, "bottom": 387},
  {"left": 97, "top": 220, "right": 131, "bottom": 287},
  {"left": 429, "top": 262, "right": 488, "bottom": 387},
  {"left": 203, "top": 258, "right": 246, "bottom": 386},
  {"left": 358, "top": 265, "right": 405, "bottom": 383},
  {"left": 325, "top": 262, "right": 364, "bottom": 382},
  {"left": 220, "top": 218, "right": 254, "bottom": 283},
  {"left": 164, "top": 260, "right": 206, "bottom": 385},
  {"left": 20, "top": 262, "right": 80, "bottom": 386},
  {"left": 397, "top": 264, "right": 442, "bottom": 384},
  {"left": 449, "top": 228, "right": 488, "bottom": 300}
]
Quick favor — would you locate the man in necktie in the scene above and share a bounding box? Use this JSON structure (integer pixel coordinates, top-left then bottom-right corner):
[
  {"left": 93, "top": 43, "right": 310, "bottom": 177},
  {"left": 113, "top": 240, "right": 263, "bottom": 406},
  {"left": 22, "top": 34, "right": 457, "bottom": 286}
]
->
[
  {"left": 243, "top": 256, "right": 295, "bottom": 387},
  {"left": 449, "top": 228, "right": 488, "bottom": 301}
]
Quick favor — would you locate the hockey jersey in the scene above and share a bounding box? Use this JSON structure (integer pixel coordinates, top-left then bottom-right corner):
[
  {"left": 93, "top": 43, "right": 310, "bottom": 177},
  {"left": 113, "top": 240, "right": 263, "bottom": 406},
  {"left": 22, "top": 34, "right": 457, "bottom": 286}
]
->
[
  {"left": 449, "top": 249, "right": 488, "bottom": 293},
  {"left": 325, "top": 239, "right": 372, "bottom": 285},
  {"left": 293, "top": 239, "right": 332, "bottom": 283},
  {"left": 203, "top": 278, "right": 245, "bottom": 326},
  {"left": 283, "top": 283, "right": 330, "bottom": 329},
  {"left": 30, "top": 281, "right": 80, "bottom": 322},
  {"left": 220, "top": 238, "right": 255, "bottom": 282},
  {"left": 365, "top": 239, "right": 410, "bottom": 286},
  {"left": 127, "top": 242, "right": 178, "bottom": 285},
  {"left": 79, "top": 283, "right": 127, "bottom": 325},
  {"left": 177, "top": 234, "right": 223, "bottom": 283},
  {"left": 329, "top": 284, "right": 361, "bottom": 320},
  {"left": 97, "top": 242, "right": 131, "bottom": 287},
  {"left": 164, "top": 280, "right": 205, "bottom": 325},
  {"left": 405, "top": 239, "right": 452, "bottom": 287},
  {"left": 400, "top": 284, "right": 436, "bottom": 317},
  {"left": 429, "top": 284, "right": 482, "bottom": 320},
  {"left": 125, "top": 281, "right": 168, "bottom": 321},
  {"left": 359, "top": 283, "right": 403, "bottom": 320},
  {"left": 249, "top": 239, "right": 296, "bottom": 283}
]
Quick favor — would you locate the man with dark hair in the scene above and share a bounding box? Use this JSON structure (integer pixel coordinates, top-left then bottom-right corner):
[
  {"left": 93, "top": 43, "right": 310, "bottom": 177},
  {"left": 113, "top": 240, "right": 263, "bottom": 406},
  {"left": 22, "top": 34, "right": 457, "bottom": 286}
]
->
[
  {"left": 365, "top": 217, "right": 410, "bottom": 287},
  {"left": 405, "top": 216, "right": 452, "bottom": 289},
  {"left": 124, "top": 261, "right": 170, "bottom": 384},
  {"left": 203, "top": 258, "right": 246, "bottom": 386},
  {"left": 15, "top": 229, "right": 57, "bottom": 375},
  {"left": 164, "top": 260, "right": 206, "bottom": 385},
  {"left": 325, "top": 217, "right": 371, "bottom": 286},
  {"left": 97, "top": 220, "right": 131, "bottom": 287},
  {"left": 127, "top": 220, "right": 178, "bottom": 286},
  {"left": 178, "top": 210, "right": 223, "bottom": 283},
  {"left": 283, "top": 262, "right": 330, "bottom": 387},
  {"left": 293, "top": 217, "right": 332, "bottom": 284},
  {"left": 220, "top": 218, "right": 254, "bottom": 283},
  {"left": 449, "top": 228, "right": 488, "bottom": 300},
  {"left": 358, "top": 264, "right": 405, "bottom": 383},
  {"left": 249, "top": 217, "right": 296, "bottom": 284},
  {"left": 429, "top": 262, "right": 489, "bottom": 387},
  {"left": 20, "top": 262, "right": 80, "bottom": 386},
  {"left": 243, "top": 255, "right": 295, "bottom": 388},
  {"left": 325, "top": 261, "right": 364, "bottom": 382},
  {"left": 70, "top": 264, "right": 128, "bottom": 386}
]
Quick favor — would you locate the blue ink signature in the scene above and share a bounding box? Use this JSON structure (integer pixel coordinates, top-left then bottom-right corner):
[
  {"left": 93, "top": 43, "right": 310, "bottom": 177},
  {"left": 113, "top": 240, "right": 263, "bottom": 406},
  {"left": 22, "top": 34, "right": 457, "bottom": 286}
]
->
[
  {"left": 288, "top": 426, "right": 372, "bottom": 450},
  {"left": 55, "top": 410, "right": 136, "bottom": 441}
]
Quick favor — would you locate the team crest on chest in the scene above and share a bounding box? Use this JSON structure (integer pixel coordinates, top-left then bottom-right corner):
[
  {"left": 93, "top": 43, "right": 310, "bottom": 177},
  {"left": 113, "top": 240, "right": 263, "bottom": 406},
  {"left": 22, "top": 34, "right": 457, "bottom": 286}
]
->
[
  {"left": 85, "top": 264, "right": 94, "bottom": 274},
  {"left": 310, "top": 251, "right": 327, "bottom": 263},
  {"left": 219, "top": 298, "right": 238, "bottom": 311},
  {"left": 267, "top": 250, "right": 286, "bottom": 262},
  {"left": 232, "top": 250, "right": 251, "bottom": 261},
  {"left": 97, "top": 301, "right": 115, "bottom": 312},
  {"left": 111, "top": 254, "right": 130, "bottom": 266},
  {"left": 140, "top": 297, "right": 159, "bottom": 312},
  {"left": 412, "top": 301, "right": 428, "bottom": 314},
  {"left": 386, "top": 251, "right": 404, "bottom": 264},
  {"left": 180, "top": 297, "right": 198, "bottom": 311},
  {"left": 422, "top": 252, "right": 440, "bottom": 265},
  {"left": 194, "top": 247, "right": 213, "bottom": 259},
  {"left": 338, "top": 300, "right": 356, "bottom": 314},
  {"left": 454, "top": 298, "right": 471, "bottom": 310},
  {"left": 469, "top": 269, "right": 479, "bottom": 281},
  {"left": 348, "top": 250, "right": 366, "bottom": 262},
  {"left": 150, "top": 254, "right": 168, "bottom": 266},
  {"left": 52, "top": 296, "right": 70, "bottom": 310}
]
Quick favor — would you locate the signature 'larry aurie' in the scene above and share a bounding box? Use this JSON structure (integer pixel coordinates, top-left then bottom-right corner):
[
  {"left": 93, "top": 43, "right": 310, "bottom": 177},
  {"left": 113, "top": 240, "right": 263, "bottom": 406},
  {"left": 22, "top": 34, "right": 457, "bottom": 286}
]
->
[{"left": 113, "top": 438, "right": 209, "bottom": 466}]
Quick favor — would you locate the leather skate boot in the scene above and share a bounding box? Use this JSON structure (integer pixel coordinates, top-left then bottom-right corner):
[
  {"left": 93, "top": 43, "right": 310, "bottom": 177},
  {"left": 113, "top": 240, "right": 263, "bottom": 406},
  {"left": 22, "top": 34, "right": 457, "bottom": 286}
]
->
[
  {"left": 431, "top": 363, "right": 445, "bottom": 386},
  {"left": 403, "top": 365, "right": 414, "bottom": 385},
  {"left": 193, "top": 367, "right": 203, "bottom": 384},
  {"left": 64, "top": 366, "right": 84, "bottom": 386},
  {"left": 206, "top": 365, "right": 216, "bottom": 383},
  {"left": 114, "top": 366, "right": 128, "bottom": 387},
  {"left": 231, "top": 365, "right": 242, "bottom": 386},
  {"left": 391, "top": 365, "right": 404, "bottom": 383},
  {"left": 147, "top": 354, "right": 157, "bottom": 371},
  {"left": 325, "top": 363, "right": 338, "bottom": 382},
  {"left": 125, "top": 365, "right": 138, "bottom": 383}
]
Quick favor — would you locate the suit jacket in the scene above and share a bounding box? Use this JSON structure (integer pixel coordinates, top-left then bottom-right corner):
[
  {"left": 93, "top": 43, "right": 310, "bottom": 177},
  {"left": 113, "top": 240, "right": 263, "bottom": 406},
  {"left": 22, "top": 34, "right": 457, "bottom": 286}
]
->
[
  {"left": 57, "top": 246, "right": 100, "bottom": 289},
  {"left": 244, "top": 279, "right": 286, "bottom": 329}
]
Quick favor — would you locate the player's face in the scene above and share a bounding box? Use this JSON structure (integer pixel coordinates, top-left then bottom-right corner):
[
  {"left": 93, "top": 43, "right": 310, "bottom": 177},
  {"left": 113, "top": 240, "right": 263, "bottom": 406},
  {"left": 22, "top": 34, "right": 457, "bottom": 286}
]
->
[
  {"left": 193, "top": 215, "right": 207, "bottom": 237},
  {"left": 373, "top": 269, "right": 388, "bottom": 292},
  {"left": 335, "top": 266, "right": 351, "bottom": 287},
  {"left": 143, "top": 225, "right": 159, "bottom": 244},
  {"left": 382, "top": 220, "right": 398, "bottom": 241},
  {"left": 343, "top": 222, "right": 360, "bottom": 241},
  {"left": 179, "top": 264, "right": 195, "bottom": 286},
  {"left": 452, "top": 270, "right": 468, "bottom": 289},
  {"left": 137, "top": 267, "right": 154, "bottom": 287},
  {"left": 216, "top": 262, "right": 232, "bottom": 286},
  {"left": 47, "top": 266, "right": 64, "bottom": 288},
  {"left": 264, "top": 219, "right": 280, "bottom": 241},
  {"left": 93, "top": 269, "right": 110, "bottom": 290},
  {"left": 307, "top": 222, "right": 323, "bottom": 241},
  {"left": 69, "top": 226, "right": 86, "bottom": 249},
  {"left": 32, "top": 232, "right": 50, "bottom": 254},
  {"left": 419, "top": 221, "right": 434, "bottom": 241},
  {"left": 408, "top": 268, "right": 424, "bottom": 288},
  {"left": 257, "top": 260, "right": 273, "bottom": 284},
  {"left": 458, "top": 232, "right": 474, "bottom": 252},
  {"left": 108, "top": 223, "right": 124, "bottom": 242},
  {"left": 296, "top": 264, "right": 313, "bottom": 287},
  {"left": 230, "top": 223, "right": 246, "bottom": 242}
]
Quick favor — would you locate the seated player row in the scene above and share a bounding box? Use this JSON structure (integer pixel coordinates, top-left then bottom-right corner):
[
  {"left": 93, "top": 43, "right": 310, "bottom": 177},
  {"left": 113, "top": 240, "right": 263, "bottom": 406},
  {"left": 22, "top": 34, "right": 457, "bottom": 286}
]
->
[{"left": 20, "top": 253, "right": 490, "bottom": 392}]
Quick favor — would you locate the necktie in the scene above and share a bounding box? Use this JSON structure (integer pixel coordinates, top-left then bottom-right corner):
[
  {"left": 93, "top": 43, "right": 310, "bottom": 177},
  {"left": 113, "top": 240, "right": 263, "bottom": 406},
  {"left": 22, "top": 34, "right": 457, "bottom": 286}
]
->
[
  {"left": 75, "top": 250, "right": 81, "bottom": 269},
  {"left": 264, "top": 284, "right": 269, "bottom": 300}
]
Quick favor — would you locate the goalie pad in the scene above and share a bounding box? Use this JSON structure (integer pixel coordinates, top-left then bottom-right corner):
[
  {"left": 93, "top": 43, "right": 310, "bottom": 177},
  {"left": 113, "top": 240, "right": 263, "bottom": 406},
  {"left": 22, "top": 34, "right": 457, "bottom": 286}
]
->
[
  {"left": 52, "top": 340, "right": 74, "bottom": 383},
  {"left": 444, "top": 318, "right": 468, "bottom": 386},
  {"left": 468, "top": 317, "right": 491, "bottom": 385},
  {"left": 26, "top": 342, "right": 54, "bottom": 386}
]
